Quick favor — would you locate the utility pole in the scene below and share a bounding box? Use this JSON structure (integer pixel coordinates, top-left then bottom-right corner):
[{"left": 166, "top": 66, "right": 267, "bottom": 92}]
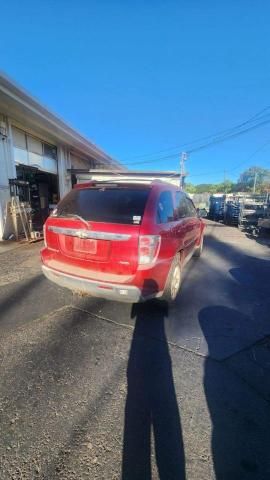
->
[
  {"left": 253, "top": 171, "right": 258, "bottom": 194},
  {"left": 180, "top": 152, "right": 187, "bottom": 190}
]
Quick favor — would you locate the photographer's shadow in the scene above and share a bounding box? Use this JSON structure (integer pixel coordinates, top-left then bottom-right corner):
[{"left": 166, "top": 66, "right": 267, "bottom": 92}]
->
[{"left": 122, "top": 299, "right": 186, "bottom": 480}]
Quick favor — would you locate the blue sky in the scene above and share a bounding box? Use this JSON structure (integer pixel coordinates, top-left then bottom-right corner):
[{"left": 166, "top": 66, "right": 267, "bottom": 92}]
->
[{"left": 1, "top": 0, "right": 270, "bottom": 184}]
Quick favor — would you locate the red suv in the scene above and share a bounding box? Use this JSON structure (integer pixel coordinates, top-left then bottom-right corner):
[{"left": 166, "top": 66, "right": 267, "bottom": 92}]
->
[{"left": 41, "top": 181, "right": 204, "bottom": 302}]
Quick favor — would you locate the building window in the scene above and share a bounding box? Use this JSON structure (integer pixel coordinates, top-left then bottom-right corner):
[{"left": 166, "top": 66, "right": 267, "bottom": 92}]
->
[
  {"left": 13, "top": 127, "right": 27, "bottom": 149},
  {"left": 44, "top": 143, "right": 57, "bottom": 160},
  {"left": 27, "top": 135, "right": 43, "bottom": 155},
  {"left": 12, "top": 127, "right": 57, "bottom": 174}
]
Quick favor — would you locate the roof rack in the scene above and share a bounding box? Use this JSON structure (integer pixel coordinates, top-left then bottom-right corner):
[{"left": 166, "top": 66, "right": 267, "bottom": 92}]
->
[{"left": 68, "top": 169, "right": 180, "bottom": 178}]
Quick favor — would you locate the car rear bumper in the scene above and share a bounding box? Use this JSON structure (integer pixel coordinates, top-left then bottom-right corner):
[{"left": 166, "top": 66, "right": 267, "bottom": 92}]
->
[{"left": 42, "top": 265, "right": 160, "bottom": 303}]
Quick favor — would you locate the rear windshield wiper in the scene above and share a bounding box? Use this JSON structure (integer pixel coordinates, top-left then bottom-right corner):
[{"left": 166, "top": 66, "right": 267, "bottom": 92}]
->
[{"left": 57, "top": 213, "right": 89, "bottom": 226}]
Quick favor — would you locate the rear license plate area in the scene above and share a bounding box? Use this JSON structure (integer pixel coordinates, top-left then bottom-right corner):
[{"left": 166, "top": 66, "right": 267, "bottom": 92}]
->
[{"left": 74, "top": 238, "right": 97, "bottom": 254}]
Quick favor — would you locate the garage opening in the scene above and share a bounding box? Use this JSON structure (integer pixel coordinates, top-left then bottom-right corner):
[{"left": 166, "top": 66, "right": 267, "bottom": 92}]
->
[
  {"left": 7, "top": 127, "right": 60, "bottom": 238},
  {"left": 15, "top": 165, "right": 59, "bottom": 231}
]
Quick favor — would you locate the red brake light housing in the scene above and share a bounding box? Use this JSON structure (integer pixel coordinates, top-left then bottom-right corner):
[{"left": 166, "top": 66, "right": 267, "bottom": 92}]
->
[{"left": 138, "top": 235, "right": 161, "bottom": 267}]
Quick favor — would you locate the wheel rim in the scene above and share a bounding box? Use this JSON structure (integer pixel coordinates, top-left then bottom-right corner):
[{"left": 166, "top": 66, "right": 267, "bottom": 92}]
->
[{"left": 171, "top": 265, "right": 181, "bottom": 300}]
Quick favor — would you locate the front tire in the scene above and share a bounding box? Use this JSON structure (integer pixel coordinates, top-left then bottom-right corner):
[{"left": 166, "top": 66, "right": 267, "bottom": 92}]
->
[{"left": 162, "top": 254, "right": 182, "bottom": 303}]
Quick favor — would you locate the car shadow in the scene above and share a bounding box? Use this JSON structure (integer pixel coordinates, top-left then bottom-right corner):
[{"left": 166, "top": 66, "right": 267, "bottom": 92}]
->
[
  {"left": 199, "top": 305, "right": 270, "bottom": 479},
  {"left": 122, "top": 299, "right": 186, "bottom": 480}
]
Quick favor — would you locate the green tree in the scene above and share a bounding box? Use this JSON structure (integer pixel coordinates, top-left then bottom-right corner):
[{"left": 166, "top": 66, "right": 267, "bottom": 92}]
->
[
  {"left": 195, "top": 184, "right": 218, "bottom": 194},
  {"left": 215, "top": 180, "right": 234, "bottom": 193},
  {"left": 184, "top": 167, "right": 270, "bottom": 195},
  {"left": 184, "top": 183, "right": 197, "bottom": 194},
  {"left": 238, "top": 166, "right": 270, "bottom": 192}
]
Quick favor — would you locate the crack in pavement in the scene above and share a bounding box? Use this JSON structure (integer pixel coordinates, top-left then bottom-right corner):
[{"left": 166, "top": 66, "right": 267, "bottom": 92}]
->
[{"left": 71, "top": 305, "right": 270, "bottom": 406}]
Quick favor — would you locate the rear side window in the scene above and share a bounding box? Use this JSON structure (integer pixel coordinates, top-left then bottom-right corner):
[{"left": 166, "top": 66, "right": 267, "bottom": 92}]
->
[
  {"left": 185, "top": 197, "right": 197, "bottom": 217},
  {"left": 157, "top": 191, "right": 174, "bottom": 223},
  {"left": 55, "top": 187, "right": 150, "bottom": 224},
  {"left": 174, "top": 192, "right": 197, "bottom": 219},
  {"left": 175, "top": 191, "right": 188, "bottom": 219}
]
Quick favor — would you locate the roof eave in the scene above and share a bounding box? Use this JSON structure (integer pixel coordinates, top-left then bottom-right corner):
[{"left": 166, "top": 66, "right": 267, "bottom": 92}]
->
[{"left": 0, "top": 71, "right": 123, "bottom": 169}]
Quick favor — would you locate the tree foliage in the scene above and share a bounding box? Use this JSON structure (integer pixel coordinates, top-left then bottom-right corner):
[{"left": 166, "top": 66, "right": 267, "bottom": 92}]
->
[
  {"left": 185, "top": 166, "right": 270, "bottom": 194},
  {"left": 184, "top": 183, "right": 197, "bottom": 194},
  {"left": 237, "top": 166, "right": 270, "bottom": 192}
]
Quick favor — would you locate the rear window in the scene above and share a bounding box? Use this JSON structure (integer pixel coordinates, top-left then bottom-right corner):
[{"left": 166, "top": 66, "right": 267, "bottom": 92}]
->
[{"left": 54, "top": 187, "right": 150, "bottom": 224}]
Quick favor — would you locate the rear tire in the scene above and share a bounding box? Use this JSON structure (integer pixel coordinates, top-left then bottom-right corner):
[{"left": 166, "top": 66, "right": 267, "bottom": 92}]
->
[
  {"left": 162, "top": 254, "right": 182, "bottom": 303},
  {"left": 193, "top": 233, "right": 204, "bottom": 257}
]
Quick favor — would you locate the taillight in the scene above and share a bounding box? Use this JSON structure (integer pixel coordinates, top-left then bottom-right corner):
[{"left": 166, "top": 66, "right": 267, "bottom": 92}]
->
[
  {"left": 44, "top": 223, "right": 59, "bottom": 250},
  {"left": 138, "top": 235, "right": 161, "bottom": 266}
]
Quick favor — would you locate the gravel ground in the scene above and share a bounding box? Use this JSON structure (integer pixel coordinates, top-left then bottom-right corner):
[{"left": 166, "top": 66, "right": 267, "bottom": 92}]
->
[{"left": 0, "top": 222, "right": 270, "bottom": 480}]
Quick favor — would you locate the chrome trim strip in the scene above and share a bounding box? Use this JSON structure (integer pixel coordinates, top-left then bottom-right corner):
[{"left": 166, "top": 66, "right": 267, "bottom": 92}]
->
[{"left": 48, "top": 226, "right": 131, "bottom": 241}]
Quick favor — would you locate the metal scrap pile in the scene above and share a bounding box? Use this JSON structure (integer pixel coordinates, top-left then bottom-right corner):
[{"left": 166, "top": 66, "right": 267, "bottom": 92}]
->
[{"left": 208, "top": 193, "right": 270, "bottom": 235}]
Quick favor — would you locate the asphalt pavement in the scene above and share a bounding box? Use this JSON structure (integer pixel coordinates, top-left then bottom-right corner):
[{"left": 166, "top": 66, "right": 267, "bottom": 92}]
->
[{"left": 0, "top": 221, "right": 270, "bottom": 480}]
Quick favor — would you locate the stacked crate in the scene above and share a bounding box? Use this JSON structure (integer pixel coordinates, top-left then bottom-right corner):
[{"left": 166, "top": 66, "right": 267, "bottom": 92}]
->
[
  {"left": 208, "top": 195, "right": 225, "bottom": 221},
  {"left": 224, "top": 201, "right": 241, "bottom": 226}
]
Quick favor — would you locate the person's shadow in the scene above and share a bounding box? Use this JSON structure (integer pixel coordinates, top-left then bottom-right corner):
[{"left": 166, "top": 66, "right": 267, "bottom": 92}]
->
[
  {"left": 199, "top": 306, "right": 270, "bottom": 480},
  {"left": 122, "top": 299, "right": 186, "bottom": 480}
]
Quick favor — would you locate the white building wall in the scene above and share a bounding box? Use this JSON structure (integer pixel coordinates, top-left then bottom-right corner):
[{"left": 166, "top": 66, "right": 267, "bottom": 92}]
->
[
  {"left": 58, "top": 145, "right": 72, "bottom": 198},
  {"left": 70, "top": 153, "right": 92, "bottom": 170},
  {"left": 0, "top": 115, "right": 16, "bottom": 239}
]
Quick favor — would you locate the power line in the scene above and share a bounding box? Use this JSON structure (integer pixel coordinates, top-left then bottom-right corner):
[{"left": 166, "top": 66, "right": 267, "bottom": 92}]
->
[
  {"left": 187, "top": 118, "right": 270, "bottom": 154},
  {"left": 186, "top": 140, "right": 270, "bottom": 182},
  {"left": 122, "top": 107, "right": 270, "bottom": 164},
  {"left": 224, "top": 139, "right": 270, "bottom": 173},
  {"left": 123, "top": 152, "right": 180, "bottom": 166},
  {"left": 124, "top": 108, "right": 270, "bottom": 161},
  {"left": 123, "top": 116, "right": 270, "bottom": 166}
]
